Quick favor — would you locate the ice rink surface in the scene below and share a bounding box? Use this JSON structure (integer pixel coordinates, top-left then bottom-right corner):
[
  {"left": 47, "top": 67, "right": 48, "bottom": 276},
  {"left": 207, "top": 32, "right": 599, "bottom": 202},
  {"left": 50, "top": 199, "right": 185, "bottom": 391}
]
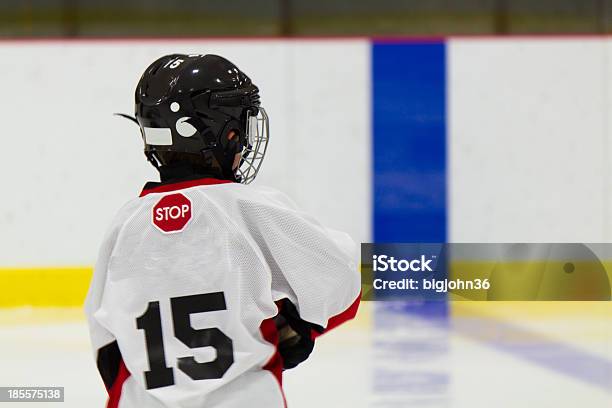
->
[{"left": 0, "top": 303, "right": 610, "bottom": 408}]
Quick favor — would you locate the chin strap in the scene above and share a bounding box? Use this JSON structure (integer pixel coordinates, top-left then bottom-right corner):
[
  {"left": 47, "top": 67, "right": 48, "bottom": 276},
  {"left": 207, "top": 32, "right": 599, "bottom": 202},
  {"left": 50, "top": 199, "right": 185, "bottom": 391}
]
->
[
  {"left": 190, "top": 114, "right": 242, "bottom": 183},
  {"left": 113, "top": 113, "right": 139, "bottom": 125},
  {"left": 145, "top": 151, "right": 162, "bottom": 170},
  {"left": 117, "top": 112, "right": 163, "bottom": 171}
]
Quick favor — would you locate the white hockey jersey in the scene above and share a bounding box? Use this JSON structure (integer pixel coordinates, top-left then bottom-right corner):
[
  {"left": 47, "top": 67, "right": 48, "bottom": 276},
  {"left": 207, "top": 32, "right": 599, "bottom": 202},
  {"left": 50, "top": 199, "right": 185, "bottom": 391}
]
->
[{"left": 85, "top": 177, "right": 361, "bottom": 408}]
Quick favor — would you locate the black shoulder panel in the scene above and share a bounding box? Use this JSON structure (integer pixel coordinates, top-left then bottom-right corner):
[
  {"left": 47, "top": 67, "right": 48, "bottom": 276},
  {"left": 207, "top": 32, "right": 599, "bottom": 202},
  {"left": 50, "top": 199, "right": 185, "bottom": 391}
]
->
[{"left": 96, "top": 341, "right": 122, "bottom": 391}]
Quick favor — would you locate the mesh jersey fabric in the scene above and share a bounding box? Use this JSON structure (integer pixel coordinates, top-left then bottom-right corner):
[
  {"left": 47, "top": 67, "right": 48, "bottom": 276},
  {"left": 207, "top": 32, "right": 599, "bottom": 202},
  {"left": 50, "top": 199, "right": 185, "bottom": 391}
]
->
[{"left": 84, "top": 179, "right": 361, "bottom": 408}]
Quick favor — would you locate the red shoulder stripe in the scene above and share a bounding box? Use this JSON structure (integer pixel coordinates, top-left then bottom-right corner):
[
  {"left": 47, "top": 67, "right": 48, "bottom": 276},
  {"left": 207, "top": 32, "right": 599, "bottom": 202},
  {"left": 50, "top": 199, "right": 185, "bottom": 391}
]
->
[
  {"left": 106, "top": 359, "right": 130, "bottom": 408},
  {"left": 260, "top": 316, "right": 287, "bottom": 407},
  {"left": 311, "top": 291, "right": 361, "bottom": 340}
]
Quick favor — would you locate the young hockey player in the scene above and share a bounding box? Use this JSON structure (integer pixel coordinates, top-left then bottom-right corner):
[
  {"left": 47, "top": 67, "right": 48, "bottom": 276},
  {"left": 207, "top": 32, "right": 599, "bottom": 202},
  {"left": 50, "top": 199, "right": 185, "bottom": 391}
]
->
[{"left": 85, "top": 54, "right": 361, "bottom": 408}]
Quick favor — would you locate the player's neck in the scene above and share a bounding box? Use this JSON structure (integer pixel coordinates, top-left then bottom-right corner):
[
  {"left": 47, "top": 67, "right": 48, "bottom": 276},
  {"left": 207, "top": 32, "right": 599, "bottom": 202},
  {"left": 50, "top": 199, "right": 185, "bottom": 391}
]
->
[{"left": 158, "top": 162, "right": 224, "bottom": 184}]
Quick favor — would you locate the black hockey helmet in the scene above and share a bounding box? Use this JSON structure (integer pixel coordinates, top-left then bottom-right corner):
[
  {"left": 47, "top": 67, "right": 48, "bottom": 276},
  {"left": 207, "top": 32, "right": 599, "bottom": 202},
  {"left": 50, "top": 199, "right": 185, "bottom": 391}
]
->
[{"left": 135, "top": 54, "right": 269, "bottom": 183}]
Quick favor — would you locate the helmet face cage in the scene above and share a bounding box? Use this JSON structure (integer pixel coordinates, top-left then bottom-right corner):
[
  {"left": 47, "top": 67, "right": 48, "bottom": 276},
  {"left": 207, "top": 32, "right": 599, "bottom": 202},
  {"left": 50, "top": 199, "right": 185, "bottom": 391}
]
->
[{"left": 238, "top": 107, "right": 269, "bottom": 184}]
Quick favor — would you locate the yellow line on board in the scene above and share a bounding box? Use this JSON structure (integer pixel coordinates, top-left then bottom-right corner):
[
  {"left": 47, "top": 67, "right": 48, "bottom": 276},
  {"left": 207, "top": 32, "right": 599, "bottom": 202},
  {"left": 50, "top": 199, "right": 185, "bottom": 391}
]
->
[
  {"left": 0, "top": 267, "right": 92, "bottom": 307},
  {"left": 0, "top": 266, "right": 372, "bottom": 328},
  {"left": 1, "top": 261, "right": 610, "bottom": 311}
]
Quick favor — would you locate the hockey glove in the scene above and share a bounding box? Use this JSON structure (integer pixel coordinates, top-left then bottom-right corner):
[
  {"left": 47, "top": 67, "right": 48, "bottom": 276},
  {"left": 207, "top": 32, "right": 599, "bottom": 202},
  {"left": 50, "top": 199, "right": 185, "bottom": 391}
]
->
[{"left": 274, "top": 299, "right": 323, "bottom": 370}]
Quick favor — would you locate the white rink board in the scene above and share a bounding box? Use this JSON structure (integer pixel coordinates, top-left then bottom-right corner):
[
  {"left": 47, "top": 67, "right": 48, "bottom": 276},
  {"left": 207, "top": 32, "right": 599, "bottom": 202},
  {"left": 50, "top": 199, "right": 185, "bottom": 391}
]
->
[
  {"left": 448, "top": 38, "right": 609, "bottom": 242},
  {"left": 0, "top": 40, "right": 370, "bottom": 266},
  {"left": 5, "top": 38, "right": 612, "bottom": 263}
]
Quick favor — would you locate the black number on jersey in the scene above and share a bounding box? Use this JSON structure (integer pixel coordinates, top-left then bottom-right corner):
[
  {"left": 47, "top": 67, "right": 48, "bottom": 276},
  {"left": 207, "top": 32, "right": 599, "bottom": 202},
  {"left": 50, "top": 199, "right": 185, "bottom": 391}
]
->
[
  {"left": 136, "top": 301, "right": 174, "bottom": 389},
  {"left": 136, "top": 292, "right": 235, "bottom": 389}
]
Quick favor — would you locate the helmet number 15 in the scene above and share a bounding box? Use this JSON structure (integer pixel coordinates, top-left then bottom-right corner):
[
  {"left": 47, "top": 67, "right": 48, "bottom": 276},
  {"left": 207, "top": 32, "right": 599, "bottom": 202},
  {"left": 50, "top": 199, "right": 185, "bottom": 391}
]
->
[
  {"left": 136, "top": 292, "right": 234, "bottom": 389},
  {"left": 163, "top": 58, "right": 184, "bottom": 69}
]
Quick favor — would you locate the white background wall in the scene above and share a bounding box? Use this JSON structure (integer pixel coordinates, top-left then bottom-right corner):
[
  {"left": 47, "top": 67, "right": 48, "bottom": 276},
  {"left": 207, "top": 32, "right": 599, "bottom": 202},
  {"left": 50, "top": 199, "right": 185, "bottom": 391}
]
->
[
  {"left": 449, "top": 38, "right": 611, "bottom": 242},
  {"left": 0, "top": 40, "right": 370, "bottom": 266},
  {"left": 3, "top": 38, "right": 612, "bottom": 266}
]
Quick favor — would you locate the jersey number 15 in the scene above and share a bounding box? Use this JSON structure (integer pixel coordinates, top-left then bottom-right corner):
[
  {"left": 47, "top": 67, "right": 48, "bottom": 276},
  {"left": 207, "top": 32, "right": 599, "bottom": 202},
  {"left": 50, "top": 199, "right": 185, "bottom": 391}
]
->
[{"left": 136, "top": 292, "right": 234, "bottom": 389}]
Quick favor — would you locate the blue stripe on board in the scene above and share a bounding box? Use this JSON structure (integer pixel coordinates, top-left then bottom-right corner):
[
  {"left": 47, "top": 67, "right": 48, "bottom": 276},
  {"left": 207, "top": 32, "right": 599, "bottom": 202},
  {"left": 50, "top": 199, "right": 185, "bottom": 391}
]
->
[
  {"left": 370, "top": 42, "right": 611, "bottom": 395},
  {"left": 372, "top": 42, "right": 447, "bottom": 243},
  {"left": 371, "top": 41, "right": 449, "bottom": 405}
]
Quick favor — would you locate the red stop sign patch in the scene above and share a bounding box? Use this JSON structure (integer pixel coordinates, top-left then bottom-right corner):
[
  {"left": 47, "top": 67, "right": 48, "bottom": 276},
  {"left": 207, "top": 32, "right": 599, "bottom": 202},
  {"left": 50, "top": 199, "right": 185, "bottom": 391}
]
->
[{"left": 152, "top": 193, "right": 192, "bottom": 233}]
